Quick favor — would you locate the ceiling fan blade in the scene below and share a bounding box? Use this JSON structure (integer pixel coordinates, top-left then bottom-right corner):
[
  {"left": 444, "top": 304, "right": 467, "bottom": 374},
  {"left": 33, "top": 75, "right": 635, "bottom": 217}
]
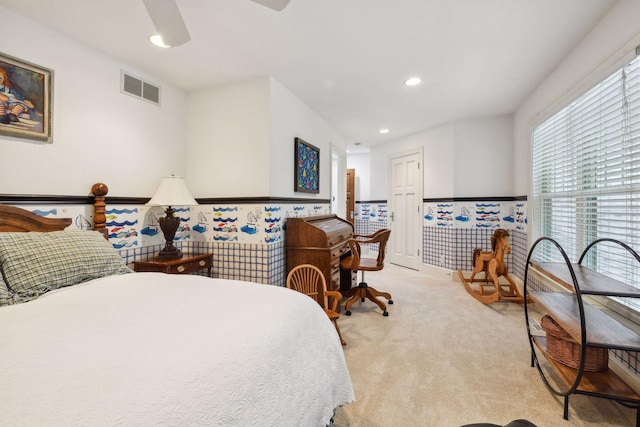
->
[
  {"left": 143, "top": 0, "right": 190, "bottom": 47},
  {"left": 249, "top": 0, "right": 291, "bottom": 12}
]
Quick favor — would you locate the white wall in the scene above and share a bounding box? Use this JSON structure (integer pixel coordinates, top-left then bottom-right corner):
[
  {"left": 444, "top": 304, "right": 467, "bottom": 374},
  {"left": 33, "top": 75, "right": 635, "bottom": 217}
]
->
[
  {"left": 269, "top": 78, "right": 349, "bottom": 199},
  {"left": 185, "top": 77, "right": 350, "bottom": 199},
  {"left": 453, "top": 115, "right": 514, "bottom": 197},
  {"left": 423, "top": 123, "right": 454, "bottom": 199},
  {"left": 513, "top": 0, "right": 640, "bottom": 196},
  {"left": 16, "top": 0, "right": 631, "bottom": 203},
  {"left": 359, "top": 116, "right": 512, "bottom": 201},
  {"left": 0, "top": 7, "right": 187, "bottom": 198},
  {"left": 185, "top": 77, "right": 270, "bottom": 198},
  {"left": 0, "top": 8, "right": 348, "bottom": 201},
  {"left": 353, "top": 2, "right": 640, "bottom": 203}
]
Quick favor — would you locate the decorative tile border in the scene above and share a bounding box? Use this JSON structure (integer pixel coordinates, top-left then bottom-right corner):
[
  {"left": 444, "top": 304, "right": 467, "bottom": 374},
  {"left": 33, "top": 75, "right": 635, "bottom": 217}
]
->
[
  {"left": 355, "top": 200, "right": 528, "bottom": 277},
  {"left": 423, "top": 200, "right": 527, "bottom": 230},
  {"left": 12, "top": 200, "right": 528, "bottom": 283},
  {"left": 8, "top": 202, "right": 318, "bottom": 287},
  {"left": 354, "top": 202, "right": 388, "bottom": 223}
]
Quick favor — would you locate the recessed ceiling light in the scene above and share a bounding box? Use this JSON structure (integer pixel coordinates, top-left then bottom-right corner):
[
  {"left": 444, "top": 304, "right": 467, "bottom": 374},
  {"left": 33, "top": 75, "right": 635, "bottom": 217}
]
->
[
  {"left": 149, "top": 34, "right": 171, "bottom": 48},
  {"left": 404, "top": 77, "right": 422, "bottom": 86},
  {"left": 379, "top": 128, "right": 390, "bottom": 134}
]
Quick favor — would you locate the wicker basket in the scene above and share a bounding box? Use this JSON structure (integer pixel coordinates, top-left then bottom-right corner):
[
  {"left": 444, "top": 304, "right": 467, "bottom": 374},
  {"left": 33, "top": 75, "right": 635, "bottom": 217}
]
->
[{"left": 540, "top": 315, "right": 608, "bottom": 372}]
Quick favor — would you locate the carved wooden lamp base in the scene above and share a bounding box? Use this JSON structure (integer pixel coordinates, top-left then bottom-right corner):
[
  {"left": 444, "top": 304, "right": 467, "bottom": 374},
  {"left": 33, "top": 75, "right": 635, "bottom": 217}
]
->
[{"left": 156, "top": 206, "right": 182, "bottom": 261}]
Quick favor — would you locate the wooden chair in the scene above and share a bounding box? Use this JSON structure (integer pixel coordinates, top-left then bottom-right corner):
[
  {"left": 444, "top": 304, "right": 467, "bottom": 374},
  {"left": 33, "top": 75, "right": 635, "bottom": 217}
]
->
[
  {"left": 286, "top": 264, "right": 346, "bottom": 346},
  {"left": 340, "top": 229, "right": 393, "bottom": 316}
]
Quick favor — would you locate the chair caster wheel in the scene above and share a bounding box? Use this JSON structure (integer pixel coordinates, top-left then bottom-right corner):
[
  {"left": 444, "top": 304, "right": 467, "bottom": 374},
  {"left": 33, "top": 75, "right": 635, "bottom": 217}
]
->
[
  {"left": 361, "top": 297, "right": 365, "bottom": 302},
  {"left": 345, "top": 310, "right": 352, "bottom": 316},
  {"left": 389, "top": 300, "right": 394, "bottom": 305},
  {"left": 383, "top": 311, "right": 389, "bottom": 317}
]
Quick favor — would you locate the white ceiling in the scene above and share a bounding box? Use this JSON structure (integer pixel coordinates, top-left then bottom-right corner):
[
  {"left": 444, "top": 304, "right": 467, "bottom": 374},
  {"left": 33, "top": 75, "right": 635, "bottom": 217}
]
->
[{"left": 0, "top": 0, "right": 618, "bottom": 150}]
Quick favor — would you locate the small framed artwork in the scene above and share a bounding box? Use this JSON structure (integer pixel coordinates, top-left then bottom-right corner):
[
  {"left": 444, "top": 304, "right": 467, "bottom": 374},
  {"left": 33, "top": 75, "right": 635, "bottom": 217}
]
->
[
  {"left": 0, "top": 52, "right": 53, "bottom": 143},
  {"left": 294, "top": 137, "right": 320, "bottom": 194}
]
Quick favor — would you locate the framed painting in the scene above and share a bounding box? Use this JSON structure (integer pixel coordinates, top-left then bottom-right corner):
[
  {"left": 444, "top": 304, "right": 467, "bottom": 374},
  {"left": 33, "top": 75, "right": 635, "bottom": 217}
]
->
[
  {"left": 0, "top": 52, "right": 53, "bottom": 143},
  {"left": 294, "top": 137, "right": 320, "bottom": 194}
]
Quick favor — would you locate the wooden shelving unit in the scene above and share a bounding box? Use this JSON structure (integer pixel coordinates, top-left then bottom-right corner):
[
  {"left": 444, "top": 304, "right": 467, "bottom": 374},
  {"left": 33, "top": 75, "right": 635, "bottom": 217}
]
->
[
  {"left": 524, "top": 238, "right": 640, "bottom": 426},
  {"left": 531, "top": 336, "right": 640, "bottom": 402}
]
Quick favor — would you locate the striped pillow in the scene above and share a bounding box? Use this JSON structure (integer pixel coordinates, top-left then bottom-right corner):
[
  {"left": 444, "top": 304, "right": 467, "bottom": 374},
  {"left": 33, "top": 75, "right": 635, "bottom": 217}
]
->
[{"left": 0, "top": 230, "right": 131, "bottom": 303}]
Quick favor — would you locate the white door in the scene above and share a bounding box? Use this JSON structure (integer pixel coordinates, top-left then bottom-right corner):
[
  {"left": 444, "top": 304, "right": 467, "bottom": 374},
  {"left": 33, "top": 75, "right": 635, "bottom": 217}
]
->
[{"left": 388, "top": 150, "right": 423, "bottom": 270}]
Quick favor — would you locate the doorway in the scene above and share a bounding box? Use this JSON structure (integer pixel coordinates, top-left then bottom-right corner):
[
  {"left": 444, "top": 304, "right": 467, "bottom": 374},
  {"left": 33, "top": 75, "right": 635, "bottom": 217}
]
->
[
  {"left": 388, "top": 149, "right": 423, "bottom": 270},
  {"left": 346, "top": 168, "right": 355, "bottom": 223}
]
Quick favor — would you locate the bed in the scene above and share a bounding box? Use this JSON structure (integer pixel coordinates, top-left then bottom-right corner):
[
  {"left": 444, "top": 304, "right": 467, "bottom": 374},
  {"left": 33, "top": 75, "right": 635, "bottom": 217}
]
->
[{"left": 0, "top": 199, "right": 354, "bottom": 426}]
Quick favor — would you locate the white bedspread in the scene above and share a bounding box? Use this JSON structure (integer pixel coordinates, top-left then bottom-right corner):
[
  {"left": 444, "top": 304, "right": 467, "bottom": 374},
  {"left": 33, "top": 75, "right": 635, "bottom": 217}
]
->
[{"left": 0, "top": 273, "right": 354, "bottom": 426}]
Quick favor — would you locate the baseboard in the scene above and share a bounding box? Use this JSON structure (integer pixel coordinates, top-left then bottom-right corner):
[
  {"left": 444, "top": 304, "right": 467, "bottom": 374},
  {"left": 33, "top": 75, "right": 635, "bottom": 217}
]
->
[{"left": 420, "top": 263, "right": 454, "bottom": 279}]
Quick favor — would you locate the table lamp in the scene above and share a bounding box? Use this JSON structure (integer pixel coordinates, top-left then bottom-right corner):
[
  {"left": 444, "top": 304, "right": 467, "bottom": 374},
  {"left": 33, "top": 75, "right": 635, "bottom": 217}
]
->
[{"left": 146, "top": 175, "right": 198, "bottom": 260}]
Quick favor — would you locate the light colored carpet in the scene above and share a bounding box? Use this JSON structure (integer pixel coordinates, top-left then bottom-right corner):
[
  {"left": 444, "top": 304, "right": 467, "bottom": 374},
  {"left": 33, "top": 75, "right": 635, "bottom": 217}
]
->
[{"left": 332, "top": 263, "right": 636, "bottom": 427}]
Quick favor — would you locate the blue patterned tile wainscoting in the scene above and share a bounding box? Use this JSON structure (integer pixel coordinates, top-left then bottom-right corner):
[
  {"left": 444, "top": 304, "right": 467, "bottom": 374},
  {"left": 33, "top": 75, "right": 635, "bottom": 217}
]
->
[
  {"left": 356, "top": 198, "right": 528, "bottom": 281},
  {"left": 354, "top": 202, "right": 388, "bottom": 247},
  {"left": 118, "top": 202, "right": 318, "bottom": 286},
  {"left": 11, "top": 198, "right": 527, "bottom": 282},
  {"left": 9, "top": 202, "right": 327, "bottom": 287},
  {"left": 118, "top": 240, "right": 286, "bottom": 284},
  {"left": 423, "top": 227, "right": 528, "bottom": 280},
  {"left": 423, "top": 198, "right": 528, "bottom": 281}
]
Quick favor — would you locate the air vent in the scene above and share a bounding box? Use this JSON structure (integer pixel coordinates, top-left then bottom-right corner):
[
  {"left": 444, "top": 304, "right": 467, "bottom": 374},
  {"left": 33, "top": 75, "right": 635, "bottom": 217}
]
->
[{"left": 121, "top": 71, "right": 161, "bottom": 105}]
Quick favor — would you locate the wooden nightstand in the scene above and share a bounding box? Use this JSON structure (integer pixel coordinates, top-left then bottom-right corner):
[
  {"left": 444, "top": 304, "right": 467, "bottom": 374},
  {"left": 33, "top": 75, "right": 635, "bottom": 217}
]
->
[{"left": 132, "top": 253, "right": 213, "bottom": 276}]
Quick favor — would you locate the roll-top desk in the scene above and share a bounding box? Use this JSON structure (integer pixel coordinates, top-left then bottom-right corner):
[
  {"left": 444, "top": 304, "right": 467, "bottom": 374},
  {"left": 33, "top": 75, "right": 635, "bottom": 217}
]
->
[{"left": 286, "top": 215, "right": 355, "bottom": 291}]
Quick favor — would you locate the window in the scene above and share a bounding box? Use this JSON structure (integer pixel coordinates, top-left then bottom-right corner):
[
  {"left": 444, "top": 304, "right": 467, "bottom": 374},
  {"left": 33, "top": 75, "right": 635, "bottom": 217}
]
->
[{"left": 532, "top": 51, "right": 640, "bottom": 310}]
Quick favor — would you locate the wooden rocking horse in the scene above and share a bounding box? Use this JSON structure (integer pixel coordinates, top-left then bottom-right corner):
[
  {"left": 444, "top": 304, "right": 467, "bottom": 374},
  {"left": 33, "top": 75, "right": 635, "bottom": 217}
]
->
[{"left": 457, "top": 228, "right": 527, "bottom": 304}]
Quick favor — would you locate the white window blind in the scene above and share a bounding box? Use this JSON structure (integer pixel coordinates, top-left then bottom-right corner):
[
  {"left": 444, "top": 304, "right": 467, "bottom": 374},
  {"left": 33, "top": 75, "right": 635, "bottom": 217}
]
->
[{"left": 532, "top": 52, "right": 640, "bottom": 309}]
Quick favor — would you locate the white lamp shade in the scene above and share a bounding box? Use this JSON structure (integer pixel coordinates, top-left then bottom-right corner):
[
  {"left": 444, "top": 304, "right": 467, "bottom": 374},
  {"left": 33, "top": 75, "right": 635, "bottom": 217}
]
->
[{"left": 146, "top": 175, "right": 198, "bottom": 206}]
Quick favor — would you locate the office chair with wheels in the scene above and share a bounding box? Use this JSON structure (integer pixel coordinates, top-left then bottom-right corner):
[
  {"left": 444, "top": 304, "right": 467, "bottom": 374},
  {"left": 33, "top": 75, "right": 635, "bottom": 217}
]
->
[
  {"left": 340, "top": 229, "right": 393, "bottom": 316},
  {"left": 286, "top": 264, "right": 346, "bottom": 346}
]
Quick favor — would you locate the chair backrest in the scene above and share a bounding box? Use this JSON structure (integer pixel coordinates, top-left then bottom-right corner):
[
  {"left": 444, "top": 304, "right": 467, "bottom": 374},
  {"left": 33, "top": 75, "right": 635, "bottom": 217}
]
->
[
  {"left": 345, "top": 229, "right": 391, "bottom": 271},
  {"left": 286, "top": 264, "right": 327, "bottom": 307},
  {"left": 370, "top": 229, "right": 391, "bottom": 267}
]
